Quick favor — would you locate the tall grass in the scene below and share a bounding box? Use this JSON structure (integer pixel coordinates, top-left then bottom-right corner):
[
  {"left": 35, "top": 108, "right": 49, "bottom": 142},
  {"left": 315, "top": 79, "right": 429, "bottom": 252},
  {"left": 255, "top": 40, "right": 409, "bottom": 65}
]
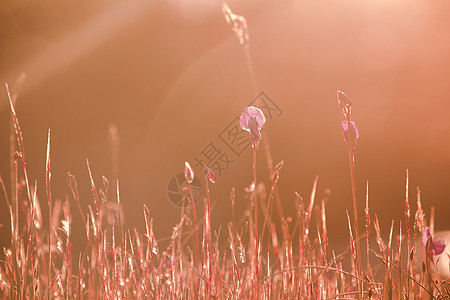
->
[{"left": 1, "top": 83, "right": 449, "bottom": 299}]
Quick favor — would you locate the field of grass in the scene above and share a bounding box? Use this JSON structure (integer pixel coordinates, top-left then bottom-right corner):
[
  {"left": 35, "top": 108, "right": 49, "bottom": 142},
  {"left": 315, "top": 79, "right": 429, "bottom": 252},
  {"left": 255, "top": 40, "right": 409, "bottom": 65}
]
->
[
  {"left": 1, "top": 80, "right": 449, "bottom": 299},
  {"left": 1, "top": 4, "right": 449, "bottom": 299}
]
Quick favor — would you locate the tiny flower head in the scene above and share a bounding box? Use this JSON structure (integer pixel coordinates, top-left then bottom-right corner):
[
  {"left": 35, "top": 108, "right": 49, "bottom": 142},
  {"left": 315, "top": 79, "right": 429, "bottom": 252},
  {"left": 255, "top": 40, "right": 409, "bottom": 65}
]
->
[
  {"left": 337, "top": 91, "right": 352, "bottom": 119},
  {"left": 184, "top": 161, "right": 194, "bottom": 184},
  {"left": 240, "top": 106, "right": 266, "bottom": 144}
]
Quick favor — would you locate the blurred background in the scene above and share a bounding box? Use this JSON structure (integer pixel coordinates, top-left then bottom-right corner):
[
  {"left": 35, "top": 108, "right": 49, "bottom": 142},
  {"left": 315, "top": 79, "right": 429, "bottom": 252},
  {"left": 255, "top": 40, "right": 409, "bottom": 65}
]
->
[{"left": 1, "top": 0, "right": 450, "bottom": 255}]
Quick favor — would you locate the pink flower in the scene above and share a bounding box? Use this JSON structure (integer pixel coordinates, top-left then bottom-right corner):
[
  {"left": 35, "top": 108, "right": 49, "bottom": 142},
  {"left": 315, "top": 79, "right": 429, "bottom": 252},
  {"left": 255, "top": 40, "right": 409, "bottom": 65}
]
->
[
  {"left": 240, "top": 106, "right": 266, "bottom": 143},
  {"left": 423, "top": 227, "right": 446, "bottom": 256}
]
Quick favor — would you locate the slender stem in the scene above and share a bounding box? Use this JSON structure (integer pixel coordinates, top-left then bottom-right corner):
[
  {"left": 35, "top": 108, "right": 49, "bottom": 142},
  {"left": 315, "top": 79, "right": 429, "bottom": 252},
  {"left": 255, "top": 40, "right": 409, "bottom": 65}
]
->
[
  {"left": 46, "top": 130, "right": 52, "bottom": 299},
  {"left": 48, "top": 200, "right": 52, "bottom": 299},
  {"left": 252, "top": 142, "right": 259, "bottom": 292},
  {"left": 204, "top": 176, "right": 210, "bottom": 243},
  {"left": 365, "top": 181, "right": 371, "bottom": 277},
  {"left": 349, "top": 150, "right": 362, "bottom": 299},
  {"left": 10, "top": 114, "right": 18, "bottom": 246},
  {"left": 9, "top": 113, "right": 19, "bottom": 296},
  {"left": 203, "top": 173, "right": 212, "bottom": 294},
  {"left": 253, "top": 144, "right": 258, "bottom": 241},
  {"left": 187, "top": 183, "right": 200, "bottom": 267},
  {"left": 405, "top": 169, "right": 411, "bottom": 298},
  {"left": 231, "top": 188, "right": 236, "bottom": 231},
  {"left": 399, "top": 221, "right": 402, "bottom": 300},
  {"left": 7, "top": 86, "right": 20, "bottom": 290}
]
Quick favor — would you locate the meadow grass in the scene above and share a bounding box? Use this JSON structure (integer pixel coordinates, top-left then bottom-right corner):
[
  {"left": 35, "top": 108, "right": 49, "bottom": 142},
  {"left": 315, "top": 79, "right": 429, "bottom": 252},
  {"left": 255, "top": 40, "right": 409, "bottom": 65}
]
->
[{"left": 1, "top": 82, "right": 449, "bottom": 299}]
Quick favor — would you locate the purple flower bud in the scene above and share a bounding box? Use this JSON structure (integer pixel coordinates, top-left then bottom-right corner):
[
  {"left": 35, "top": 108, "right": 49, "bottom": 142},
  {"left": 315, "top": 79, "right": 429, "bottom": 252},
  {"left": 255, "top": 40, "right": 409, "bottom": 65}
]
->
[
  {"left": 423, "top": 227, "right": 446, "bottom": 256},
  {"left": 433, "top": 237, "right": 446, "bottom": 256},
  {"left": 240, "top": 106, "right": 266, "bottom": 143}
]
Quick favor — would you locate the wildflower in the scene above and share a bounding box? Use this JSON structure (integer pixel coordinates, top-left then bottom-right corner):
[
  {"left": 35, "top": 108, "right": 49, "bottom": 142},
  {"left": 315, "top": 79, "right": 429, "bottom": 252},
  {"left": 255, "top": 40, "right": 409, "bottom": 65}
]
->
[
  {"left": 240, "top": 106, "right": 266, "bottom": 144},
  {"left": 423, "top": 227, "right": 446, "bottom": 256},
  {"left": 184, "top": 161, "right": 194, "bottom": 184},
  {"left": 422, "top": 227, "right": 450, "bottom": 280},
  {"left": 337, "top": 91, "right": 359, "bottom": 152}
]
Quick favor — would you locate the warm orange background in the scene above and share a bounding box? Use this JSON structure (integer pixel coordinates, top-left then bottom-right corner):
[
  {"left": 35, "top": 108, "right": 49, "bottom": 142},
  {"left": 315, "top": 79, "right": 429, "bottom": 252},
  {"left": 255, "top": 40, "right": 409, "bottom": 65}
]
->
[{"left": 1, "top": 0, "right": 449, "bottom": 253}]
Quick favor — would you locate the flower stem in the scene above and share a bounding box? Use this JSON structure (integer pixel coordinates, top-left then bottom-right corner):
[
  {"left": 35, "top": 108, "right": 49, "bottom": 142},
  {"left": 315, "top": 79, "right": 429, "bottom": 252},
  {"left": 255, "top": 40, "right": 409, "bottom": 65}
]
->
[
  {"left": 349, "top": 149, "right": 363, "bottom": 299},
  {"left": 252, "top": 142, "right": 259, "bottom": 284},
  {"left": 187, "top": 182, "right": 200, "bottom": 267}
]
